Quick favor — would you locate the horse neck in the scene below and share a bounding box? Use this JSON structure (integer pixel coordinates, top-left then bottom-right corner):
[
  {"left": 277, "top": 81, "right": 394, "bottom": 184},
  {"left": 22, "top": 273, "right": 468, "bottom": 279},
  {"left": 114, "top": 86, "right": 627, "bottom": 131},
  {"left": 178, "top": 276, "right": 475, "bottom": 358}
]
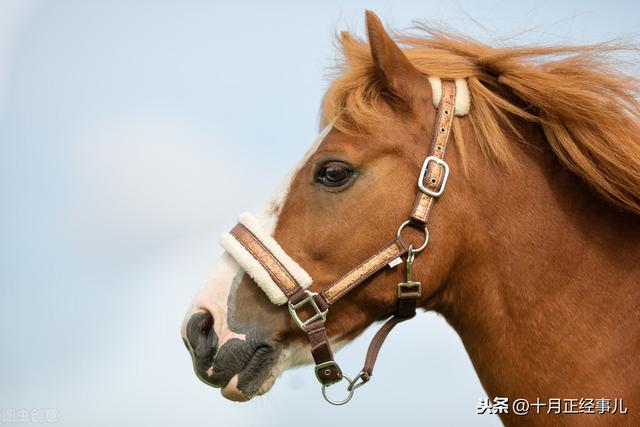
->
[{"left": 439, "top": 122, "right": 640, "bottom": 405}]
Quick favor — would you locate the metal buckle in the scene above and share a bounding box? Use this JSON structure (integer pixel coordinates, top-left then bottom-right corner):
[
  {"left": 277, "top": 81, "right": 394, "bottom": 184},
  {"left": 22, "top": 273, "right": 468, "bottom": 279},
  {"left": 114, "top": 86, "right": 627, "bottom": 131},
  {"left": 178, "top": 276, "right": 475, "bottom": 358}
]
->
[
  {"left": 288, "top": 290, "right": 328, "bottom": 332},
  {"left": 315, "top": 361, "right": 343, "bottom": 384},
  {"left": 418, "top": 155, "right": 449, "bottom": 197},
  {"left": 397, "top": 281, "right": 422, "bottom": 298}
]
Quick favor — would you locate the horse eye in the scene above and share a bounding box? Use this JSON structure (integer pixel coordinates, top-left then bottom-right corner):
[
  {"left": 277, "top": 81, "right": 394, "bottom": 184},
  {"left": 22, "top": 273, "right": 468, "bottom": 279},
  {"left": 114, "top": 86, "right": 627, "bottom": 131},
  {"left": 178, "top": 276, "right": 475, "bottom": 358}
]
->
[{"left": 316, "top": 161, "right": 354, "bottom": 188}]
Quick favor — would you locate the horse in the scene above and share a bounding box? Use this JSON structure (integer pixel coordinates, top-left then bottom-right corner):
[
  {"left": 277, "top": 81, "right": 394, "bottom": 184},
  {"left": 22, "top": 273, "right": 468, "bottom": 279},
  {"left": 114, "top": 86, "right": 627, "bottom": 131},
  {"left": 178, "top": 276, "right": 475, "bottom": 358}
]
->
[{"left": 181, "top": 10, "right": 640, "bottom": 425}]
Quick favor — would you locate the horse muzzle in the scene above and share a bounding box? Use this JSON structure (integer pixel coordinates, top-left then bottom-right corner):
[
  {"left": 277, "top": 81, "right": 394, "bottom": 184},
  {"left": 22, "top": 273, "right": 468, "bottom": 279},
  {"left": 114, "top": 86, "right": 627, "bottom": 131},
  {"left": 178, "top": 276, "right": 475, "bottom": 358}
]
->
[{"left": 183, "top": 309, "right": 278, "bottom": 400}]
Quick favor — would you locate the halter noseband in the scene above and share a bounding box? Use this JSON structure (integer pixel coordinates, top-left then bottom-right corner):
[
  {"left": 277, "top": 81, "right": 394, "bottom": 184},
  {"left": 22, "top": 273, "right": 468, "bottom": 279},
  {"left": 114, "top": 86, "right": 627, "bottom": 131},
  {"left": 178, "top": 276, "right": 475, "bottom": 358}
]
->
[{"left": 221, "top": 79, "right": 459, "bottom": 405}]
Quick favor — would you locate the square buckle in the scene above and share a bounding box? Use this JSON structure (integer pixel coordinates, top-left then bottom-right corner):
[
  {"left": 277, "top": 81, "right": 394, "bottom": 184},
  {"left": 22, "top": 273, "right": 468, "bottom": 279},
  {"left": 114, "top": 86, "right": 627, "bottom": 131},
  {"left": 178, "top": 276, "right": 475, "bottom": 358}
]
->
[
  {"left": 397, "top": 281, "right": 422, "bottom": 298},
  {"left": 314, "top": 361, "right": 343, "bottom": 384},
  {"left": 418, "top": 156, "right": 449, "bottom": 197},
  {"left": 288, "top": 290, "right": 328, "bottom": 332}
]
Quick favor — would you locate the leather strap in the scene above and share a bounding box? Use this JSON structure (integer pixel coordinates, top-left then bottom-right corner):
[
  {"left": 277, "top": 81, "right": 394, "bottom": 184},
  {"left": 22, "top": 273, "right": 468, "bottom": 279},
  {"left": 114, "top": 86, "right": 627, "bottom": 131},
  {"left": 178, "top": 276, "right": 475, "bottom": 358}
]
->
[
  {"left": 307, "top": 320, "right": 343, "bottom": 383},
  {"left": 355, "top": 283, "right": 420, "bottom": 384},
  {"left": 360, "top": 317, "right": 406, "bottom": 382},
  {"left": 229, "top": 223, "right": 304, "bottom": 298},
  {"left": 410, "top": 79, "right": 456, "bottom": 223},
  {"left": 319, "top": 238, "right": 408, "bottom": 309}
]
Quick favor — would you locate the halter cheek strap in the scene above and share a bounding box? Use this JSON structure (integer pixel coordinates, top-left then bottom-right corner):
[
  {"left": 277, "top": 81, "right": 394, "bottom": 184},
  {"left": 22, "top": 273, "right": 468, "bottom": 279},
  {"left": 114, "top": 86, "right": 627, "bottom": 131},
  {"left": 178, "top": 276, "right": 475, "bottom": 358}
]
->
[{"left": 222, "top": 79, "right": 459, "bottom": 404}]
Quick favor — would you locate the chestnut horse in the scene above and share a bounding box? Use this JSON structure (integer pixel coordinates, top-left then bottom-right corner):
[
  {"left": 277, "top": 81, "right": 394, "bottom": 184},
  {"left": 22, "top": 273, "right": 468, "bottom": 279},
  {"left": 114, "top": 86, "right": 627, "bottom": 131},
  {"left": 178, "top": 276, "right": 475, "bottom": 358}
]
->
[{"left": 182, "top": 11, "right": 640, "bottom": 425}]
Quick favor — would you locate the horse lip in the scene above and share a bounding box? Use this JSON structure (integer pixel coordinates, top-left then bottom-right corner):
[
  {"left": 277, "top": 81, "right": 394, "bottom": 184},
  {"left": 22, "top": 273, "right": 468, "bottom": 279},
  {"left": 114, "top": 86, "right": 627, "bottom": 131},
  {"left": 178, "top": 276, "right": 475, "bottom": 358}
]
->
[
  {"left": 237, "top": 345, "right": 274, "bottom": 376},
  {"left": 192, "top": 343, "right": 276, "bottom": 392},
  {"left": 191, "top": 358, "right": 220, "bottom": 388},
  {"left": 227, "top": 344, "right": 277, "bottom": 399}
]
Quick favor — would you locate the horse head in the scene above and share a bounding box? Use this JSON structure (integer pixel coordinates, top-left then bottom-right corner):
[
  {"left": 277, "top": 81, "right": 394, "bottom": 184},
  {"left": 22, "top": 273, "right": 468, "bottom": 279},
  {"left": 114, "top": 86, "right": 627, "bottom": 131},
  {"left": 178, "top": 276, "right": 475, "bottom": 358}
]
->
[
  {"left": 180, "top": 11, "right": 469, "bottom": 401},
  {"left": 180, "top": 10, "right": 640, "bottom": 418}
]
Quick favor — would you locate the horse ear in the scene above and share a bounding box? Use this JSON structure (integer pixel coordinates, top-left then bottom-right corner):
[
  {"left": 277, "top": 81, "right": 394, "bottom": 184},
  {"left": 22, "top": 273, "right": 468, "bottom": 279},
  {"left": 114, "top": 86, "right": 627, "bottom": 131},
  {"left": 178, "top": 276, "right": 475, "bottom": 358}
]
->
[{"left": 365, "top": 10, "right": 425, "bottom": 105}]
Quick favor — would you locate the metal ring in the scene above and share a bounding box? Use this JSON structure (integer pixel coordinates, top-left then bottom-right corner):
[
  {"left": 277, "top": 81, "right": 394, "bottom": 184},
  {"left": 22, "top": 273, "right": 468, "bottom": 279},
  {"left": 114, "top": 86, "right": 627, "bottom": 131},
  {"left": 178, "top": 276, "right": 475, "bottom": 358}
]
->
[
  {"left": 347, "top": 371, "right": 368, "bottom": 392},
  {"left": 406, "top": 247, "right": 416, "bottom": 264},
  {"left": 396, "top": 220, "right": 430, "bottom": 253},
  {"left": 321, "top": 375, "right": 354, "bottom": 406}
]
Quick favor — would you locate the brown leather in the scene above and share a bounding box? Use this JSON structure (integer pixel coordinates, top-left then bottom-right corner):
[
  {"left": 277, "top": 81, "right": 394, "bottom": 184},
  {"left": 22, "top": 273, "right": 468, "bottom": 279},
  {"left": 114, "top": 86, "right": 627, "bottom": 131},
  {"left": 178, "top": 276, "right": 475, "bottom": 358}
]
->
[
  {"left": 354, "top": 284, "right": 419, "bottom": 385},
  {"left": 230, "top": 224, "right": 304, "bottom": 298},
  {"left": 320, "top": 238, "right": 408, "bottom": 306},
  {"left": 410, "top": 79, "right": 457, "bottom": 223},
  {"left": 307, "top": 320, "right": 343, "bottom": 384},
  {"left": 360, "top": 316, "right": 408, "bottom": 382},
  {"left": 288, "top": 287, "right": 308, "bottom": 305},
  {"left": 396, "top": 285, "right": 420, "bottom": 318}
]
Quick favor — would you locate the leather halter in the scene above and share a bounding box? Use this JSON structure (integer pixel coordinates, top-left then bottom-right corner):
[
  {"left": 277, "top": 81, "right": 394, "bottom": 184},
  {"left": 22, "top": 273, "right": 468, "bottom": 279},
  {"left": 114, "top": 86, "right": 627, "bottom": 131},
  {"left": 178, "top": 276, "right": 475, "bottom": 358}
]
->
[{"left": 225, "top": 79, "right": 457, "bottom": 404}]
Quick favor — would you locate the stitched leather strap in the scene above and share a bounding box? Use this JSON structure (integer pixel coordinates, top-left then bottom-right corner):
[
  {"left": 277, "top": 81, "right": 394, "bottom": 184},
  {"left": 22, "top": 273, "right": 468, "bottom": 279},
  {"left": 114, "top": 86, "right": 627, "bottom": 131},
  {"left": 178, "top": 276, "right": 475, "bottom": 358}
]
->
[
  {"left": 307, "top": 320, "right": 343, "bottom": 383},
  {"left": 410, "top": 79, "right": 456, "bottom": 223},
  {"left": 319, "top": 238, "right": 408, "bottom": 309},
  {"left": 229, "top": 223, "right": 305, "bottom": 298}
]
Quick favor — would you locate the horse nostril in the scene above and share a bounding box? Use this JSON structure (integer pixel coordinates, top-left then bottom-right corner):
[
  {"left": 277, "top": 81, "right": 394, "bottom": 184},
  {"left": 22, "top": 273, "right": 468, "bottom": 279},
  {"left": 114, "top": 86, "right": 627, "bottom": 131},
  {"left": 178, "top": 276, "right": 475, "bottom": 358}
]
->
[{"left": 186, "top": 310, "right": 219, "bottom": 362}]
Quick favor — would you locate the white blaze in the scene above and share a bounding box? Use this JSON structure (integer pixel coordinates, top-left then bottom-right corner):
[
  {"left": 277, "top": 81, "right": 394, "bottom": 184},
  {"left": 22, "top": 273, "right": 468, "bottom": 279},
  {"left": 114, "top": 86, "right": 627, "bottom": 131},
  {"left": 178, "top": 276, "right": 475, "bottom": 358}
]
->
[
  {"left": 255, "top": 124, "right": 332, "bottom": 234},
  {"left": 183, "top": 125, "right": 332, "bottom": 348}
]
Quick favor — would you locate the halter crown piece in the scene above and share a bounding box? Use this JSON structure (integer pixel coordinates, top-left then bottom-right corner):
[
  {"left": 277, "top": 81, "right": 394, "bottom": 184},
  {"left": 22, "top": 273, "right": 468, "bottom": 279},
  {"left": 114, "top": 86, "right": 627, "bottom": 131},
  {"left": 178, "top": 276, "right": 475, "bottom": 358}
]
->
[{"left": 221, "top": 78, "right": 461, "bottom": 405}]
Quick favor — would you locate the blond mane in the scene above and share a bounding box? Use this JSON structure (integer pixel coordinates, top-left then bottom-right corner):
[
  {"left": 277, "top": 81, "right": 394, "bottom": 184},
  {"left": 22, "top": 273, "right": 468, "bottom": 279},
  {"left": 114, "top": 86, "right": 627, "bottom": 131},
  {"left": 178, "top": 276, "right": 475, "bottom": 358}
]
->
[{"left": 321, "top": 26, "right": 640, "bottom": 215}]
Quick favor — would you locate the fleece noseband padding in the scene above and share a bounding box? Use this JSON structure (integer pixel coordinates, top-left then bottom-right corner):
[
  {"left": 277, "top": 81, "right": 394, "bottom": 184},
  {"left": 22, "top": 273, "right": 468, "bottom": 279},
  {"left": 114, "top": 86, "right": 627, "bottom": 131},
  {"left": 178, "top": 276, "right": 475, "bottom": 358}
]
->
[{"left": 220, "top": 212, "right": 312, "bottom": 305}]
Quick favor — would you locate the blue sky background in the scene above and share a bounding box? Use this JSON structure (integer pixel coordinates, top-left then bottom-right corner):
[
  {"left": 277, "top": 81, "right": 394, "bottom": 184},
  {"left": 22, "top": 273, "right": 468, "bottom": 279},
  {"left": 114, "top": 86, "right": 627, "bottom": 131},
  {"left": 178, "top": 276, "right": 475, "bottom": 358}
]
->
[{"left": 0, "top": 1, "right": 637, "bottom": 426}]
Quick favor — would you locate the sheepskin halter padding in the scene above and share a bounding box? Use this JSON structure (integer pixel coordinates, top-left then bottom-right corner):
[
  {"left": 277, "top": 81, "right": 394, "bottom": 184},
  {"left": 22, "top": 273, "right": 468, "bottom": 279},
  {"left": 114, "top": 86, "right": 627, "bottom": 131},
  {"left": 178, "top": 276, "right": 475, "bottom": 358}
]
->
[
  {"left": 428, "top": 77, "right": 470, "bottom": 116},
  {"left": 220, "top": 212, "right": 312, "bottom": 305}
]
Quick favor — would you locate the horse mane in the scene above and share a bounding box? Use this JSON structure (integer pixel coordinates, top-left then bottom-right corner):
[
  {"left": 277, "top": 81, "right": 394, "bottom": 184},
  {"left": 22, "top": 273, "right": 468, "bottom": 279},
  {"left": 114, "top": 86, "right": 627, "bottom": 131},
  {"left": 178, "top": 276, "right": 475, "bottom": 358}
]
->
[{"left": 321, "top": 25, "right": 640, "bottom": 215}]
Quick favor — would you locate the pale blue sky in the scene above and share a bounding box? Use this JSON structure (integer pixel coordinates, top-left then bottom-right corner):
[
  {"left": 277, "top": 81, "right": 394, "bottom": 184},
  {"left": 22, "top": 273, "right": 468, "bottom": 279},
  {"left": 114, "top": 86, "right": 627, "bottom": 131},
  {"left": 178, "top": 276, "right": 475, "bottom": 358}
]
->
[{"left": 0, "top": 1, "right": 637, "bottom": 426}]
